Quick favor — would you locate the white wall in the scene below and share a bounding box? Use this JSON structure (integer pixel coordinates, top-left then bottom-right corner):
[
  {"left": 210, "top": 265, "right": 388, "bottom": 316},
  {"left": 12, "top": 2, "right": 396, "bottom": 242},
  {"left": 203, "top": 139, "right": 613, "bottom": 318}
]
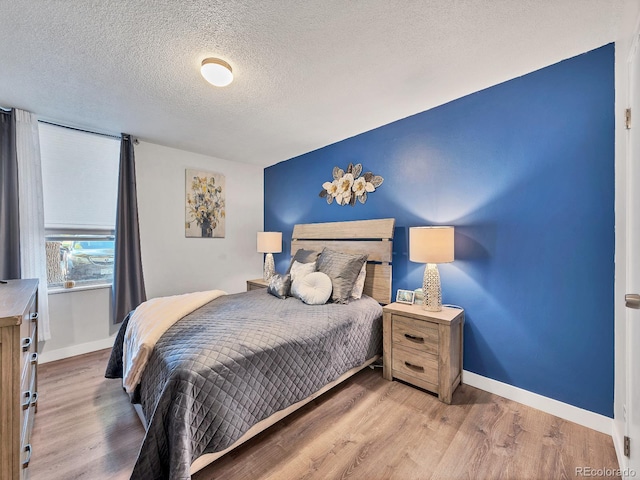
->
[
  {"left": 40, "top": 141, "right": 264, "bottom": 362},
  {"left": 135, "top": 141, "right": 263, "bottom": 298},
  {"left": 42, "top": 287, "right": 118, "bottom": 360}
]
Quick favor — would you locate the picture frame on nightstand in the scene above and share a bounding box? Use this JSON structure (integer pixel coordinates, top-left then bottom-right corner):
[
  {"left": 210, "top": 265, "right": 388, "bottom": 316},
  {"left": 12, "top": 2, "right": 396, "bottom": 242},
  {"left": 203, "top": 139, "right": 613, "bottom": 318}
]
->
[{"left": 395, "top": 289, "right": 415, "bottom": 304}]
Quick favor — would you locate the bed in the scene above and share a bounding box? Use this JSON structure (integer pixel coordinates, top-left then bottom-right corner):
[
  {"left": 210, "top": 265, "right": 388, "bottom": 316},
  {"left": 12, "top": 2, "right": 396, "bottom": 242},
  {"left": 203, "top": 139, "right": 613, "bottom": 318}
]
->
[{"left": 106, "top": 218, "right": 395, "bottom": 479}]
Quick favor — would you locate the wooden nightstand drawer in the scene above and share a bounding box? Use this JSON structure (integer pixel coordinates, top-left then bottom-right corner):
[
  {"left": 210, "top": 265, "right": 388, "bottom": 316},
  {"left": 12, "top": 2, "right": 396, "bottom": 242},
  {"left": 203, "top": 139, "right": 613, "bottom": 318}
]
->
[
  {"left": 246, "top": 278, "right": 269, "bottom": 291},
  {"left": 383, "top": 303, "right": 464, "bottom": 404},
  {"left": 392, "top": 315, "right": 438, "bottom": 355},
  {"left": 391, "top": 345, "right": 438, "bottom": 386}
]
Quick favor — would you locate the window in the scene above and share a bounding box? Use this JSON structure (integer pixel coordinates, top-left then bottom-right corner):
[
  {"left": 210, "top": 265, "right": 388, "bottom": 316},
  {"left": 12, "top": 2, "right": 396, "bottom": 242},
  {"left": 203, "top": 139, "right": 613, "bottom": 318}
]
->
[
  {"left": 45, "top": 234, "right": 116, "bottom": 286},
  {"left": 39, "top": 122, "right": 120, "bottom": 288}
]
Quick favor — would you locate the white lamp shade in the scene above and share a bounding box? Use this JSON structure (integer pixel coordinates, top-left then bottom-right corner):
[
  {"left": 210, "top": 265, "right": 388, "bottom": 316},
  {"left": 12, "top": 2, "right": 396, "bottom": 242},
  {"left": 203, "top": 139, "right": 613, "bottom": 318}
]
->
[
  {"left": 409, "top": 226, "right": 454, "bottom": 264},
  {"left": 201, "top": 58, "right": 233, "bottom": 87},
  {"left": 257, "top": 232, "right": 282, "bottom": 253}
]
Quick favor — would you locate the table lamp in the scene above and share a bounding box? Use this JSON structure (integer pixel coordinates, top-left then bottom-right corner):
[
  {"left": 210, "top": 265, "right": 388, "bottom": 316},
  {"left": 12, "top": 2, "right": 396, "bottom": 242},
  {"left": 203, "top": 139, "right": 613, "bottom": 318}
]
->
[
  {"left": 409, "top": 226, "right": 454, "bottom": 311},
  {"left": 257, "top": 232, "right": 282, "bottom": 281}
]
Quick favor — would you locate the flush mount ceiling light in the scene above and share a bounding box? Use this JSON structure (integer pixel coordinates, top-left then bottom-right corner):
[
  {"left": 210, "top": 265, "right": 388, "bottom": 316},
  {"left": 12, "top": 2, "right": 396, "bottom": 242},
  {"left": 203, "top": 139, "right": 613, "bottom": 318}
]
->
[{"left": 200, "top": 58, "right": 233, "bottom": 87}]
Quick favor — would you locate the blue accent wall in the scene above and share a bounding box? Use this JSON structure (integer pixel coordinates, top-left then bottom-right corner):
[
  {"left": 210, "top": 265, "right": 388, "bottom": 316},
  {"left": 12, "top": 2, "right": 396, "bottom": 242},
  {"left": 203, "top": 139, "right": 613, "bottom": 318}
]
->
[{"left": 264, "top": 44, "right": 615, "bottom": 417}]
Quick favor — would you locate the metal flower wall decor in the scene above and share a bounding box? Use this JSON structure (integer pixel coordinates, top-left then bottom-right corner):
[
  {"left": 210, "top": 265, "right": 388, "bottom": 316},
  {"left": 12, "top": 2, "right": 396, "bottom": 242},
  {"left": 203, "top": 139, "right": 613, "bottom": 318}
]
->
[{"left": 319, "top": 163, "right": 383, "bottom": 206}]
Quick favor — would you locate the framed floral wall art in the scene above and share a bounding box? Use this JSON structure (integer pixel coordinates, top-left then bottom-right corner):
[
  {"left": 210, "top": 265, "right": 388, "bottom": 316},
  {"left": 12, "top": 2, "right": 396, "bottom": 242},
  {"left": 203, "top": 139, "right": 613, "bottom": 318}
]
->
[{"left": 185, "top": 169, "right": 226, "bottom": 238}]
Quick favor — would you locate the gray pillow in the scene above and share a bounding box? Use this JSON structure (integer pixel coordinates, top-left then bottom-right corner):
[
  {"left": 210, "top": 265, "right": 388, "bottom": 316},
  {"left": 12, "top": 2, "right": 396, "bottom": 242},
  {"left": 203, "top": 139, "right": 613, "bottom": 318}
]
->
[
  {"left": 316, "top": 248, "right": 368, "bottom": 304},
  {"left": 286, "top": 248, "right": 321, "bottom": 273},
  {"left": 267, "top": 274, "right": 291, "bottom": 299}
]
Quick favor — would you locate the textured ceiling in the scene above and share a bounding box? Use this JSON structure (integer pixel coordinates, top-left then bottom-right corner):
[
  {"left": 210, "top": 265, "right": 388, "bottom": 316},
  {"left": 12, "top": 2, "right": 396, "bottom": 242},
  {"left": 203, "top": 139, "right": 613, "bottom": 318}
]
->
[{"left": 0, "top": 1, "right": 637, "bottom": 167}]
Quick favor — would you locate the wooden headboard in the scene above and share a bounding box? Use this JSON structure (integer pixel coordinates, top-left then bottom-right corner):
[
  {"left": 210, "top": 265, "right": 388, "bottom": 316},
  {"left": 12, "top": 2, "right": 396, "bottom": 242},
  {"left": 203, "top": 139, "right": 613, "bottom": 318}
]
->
[{"left": 291, "top": 218, "right": 395, "bottom": 304}]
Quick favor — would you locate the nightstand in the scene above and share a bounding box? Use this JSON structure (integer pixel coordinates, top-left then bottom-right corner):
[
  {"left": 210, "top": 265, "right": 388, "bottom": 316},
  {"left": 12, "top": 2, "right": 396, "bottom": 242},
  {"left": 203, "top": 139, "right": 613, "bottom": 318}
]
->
[
  {"left": 246, "top": 278, "right": 269, "bottom": 291},
  {"left": 382, "top": 302, "right": 464, "bottom": 404}
]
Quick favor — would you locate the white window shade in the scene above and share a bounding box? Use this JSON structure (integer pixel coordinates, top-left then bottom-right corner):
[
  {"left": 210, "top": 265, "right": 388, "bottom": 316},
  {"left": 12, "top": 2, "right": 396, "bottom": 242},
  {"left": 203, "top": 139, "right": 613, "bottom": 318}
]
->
[{"left": 39, "top": 122, "right": 120, "bottom": 230}]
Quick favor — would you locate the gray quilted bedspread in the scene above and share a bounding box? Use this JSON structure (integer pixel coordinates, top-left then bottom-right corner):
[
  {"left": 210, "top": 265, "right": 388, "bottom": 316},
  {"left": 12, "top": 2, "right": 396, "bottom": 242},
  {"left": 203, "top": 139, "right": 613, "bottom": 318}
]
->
[{"left": 105, "top": 289, "right": 382, "bottom": 480}]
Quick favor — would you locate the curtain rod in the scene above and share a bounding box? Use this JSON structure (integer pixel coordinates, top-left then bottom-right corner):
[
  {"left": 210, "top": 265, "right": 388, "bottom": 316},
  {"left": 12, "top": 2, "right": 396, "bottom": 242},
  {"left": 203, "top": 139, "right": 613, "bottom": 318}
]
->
[
  {"left": 1, "top": 110, "right": 138, "bottom": 143},
  {"left": 38, "top": 119, "right": 123, "bottom": 141}
]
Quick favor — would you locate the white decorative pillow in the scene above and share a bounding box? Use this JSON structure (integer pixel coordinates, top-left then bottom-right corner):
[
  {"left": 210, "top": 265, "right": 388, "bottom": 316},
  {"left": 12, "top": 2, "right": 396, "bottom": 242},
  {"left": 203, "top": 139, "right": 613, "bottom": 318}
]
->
[
  {"left": 350, "top": 262, "right": 367, "bottom": 300},
  {"left": 291, "top": 272, "right": 332, "bottom": 305},
  {"left": 290, "top": 260, "right": 316, "bottom": 283}
]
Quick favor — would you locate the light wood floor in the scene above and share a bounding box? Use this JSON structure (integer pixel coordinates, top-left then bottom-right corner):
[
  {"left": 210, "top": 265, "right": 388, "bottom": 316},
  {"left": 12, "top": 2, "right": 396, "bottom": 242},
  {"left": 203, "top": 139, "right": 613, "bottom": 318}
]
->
[{"left": 29, "top": 349, "right": 620, "bottom": 480}]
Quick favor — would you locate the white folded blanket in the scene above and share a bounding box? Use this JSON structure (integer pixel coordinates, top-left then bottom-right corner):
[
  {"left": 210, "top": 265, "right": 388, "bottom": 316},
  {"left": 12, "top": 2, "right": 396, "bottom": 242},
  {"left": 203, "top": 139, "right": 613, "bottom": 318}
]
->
[{"left": 122, "top": 289, "right": 226, "bottom": 392}]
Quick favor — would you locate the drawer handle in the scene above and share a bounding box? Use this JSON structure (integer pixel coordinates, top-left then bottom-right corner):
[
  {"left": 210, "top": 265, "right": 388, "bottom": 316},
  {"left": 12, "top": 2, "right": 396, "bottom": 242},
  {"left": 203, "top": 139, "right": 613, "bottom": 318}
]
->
[
  {"left": 22, "top": 443, "right": 32, "bottom": 468},
  {"left": 30, "top": 312, "right": 38, "bottom": 321},
  {"left": 31, "top": 352, "right": 38, "bottom": 364},
  {"left": 21, "top": 390, "right": 32, "bottom": 410},
  {"left": 404, "top": 361, "right": 425, "bottom": 373},
  {"left": 21, "top": 337, "right": 32, "bottom": 352},
  {"left": 404, "top": 333, "right": 424, "bottom": 344},
  {"left": 30, "top": 391, "right": 38, "bottom": 408}
]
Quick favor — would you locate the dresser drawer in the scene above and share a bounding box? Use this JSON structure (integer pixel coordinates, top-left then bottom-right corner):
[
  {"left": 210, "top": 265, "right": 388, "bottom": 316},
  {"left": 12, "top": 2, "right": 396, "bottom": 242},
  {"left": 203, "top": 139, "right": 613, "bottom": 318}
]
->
[
  {"left": 20, "top": 311, "right": 36, "bottom": 356},
  {"left": 21, "top": 382, "right": 36, "bottom": 441},
  {"left": 20, "top": 322, "right": 37, "bottom": 383},
  {"left": 20, "top": 413, "right": 34, "bottom": 480},
  {"left": 19, "top": 297, "right": 36, "bottom": 338},
  {"left": 20, "top": 365, "right": 37, "bottom": 448},
  {"left": 20, "top": 353, "right": 38, "bottom": 408},
  {"left": 19, "top": 355, "right": 36, "bottom": 480},
  {"left": 20, "top": 443, "right": 32, "bottom": 480},
  {"left": 391, "top": 315, "right": 438, "bottom": 355},
  {"left": 391, "top": 344, "right": 439, "bottom": 386}
]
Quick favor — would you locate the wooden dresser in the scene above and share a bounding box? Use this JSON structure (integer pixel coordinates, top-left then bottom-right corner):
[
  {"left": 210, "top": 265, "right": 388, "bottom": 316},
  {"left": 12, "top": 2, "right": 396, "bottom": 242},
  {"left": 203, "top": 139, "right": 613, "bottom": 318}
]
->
[
  {"left": 382, "top": 302, "right": 463, "bottom": 404},
  {"left": 0, "top": 279, "right": 39, "bottom": 480}
]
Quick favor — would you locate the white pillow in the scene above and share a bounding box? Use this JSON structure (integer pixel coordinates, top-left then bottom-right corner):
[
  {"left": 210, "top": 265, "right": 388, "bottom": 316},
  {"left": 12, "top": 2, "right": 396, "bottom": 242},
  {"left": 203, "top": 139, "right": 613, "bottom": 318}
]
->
[
  {"left": 291, "top": 272, "right": 332, "bottom": 305},
  {"left": 289, "top": 260, "right": 316, "bottom": 283},
  {"left": 350, "top": 262, "right": 367, "bottom": 300}
]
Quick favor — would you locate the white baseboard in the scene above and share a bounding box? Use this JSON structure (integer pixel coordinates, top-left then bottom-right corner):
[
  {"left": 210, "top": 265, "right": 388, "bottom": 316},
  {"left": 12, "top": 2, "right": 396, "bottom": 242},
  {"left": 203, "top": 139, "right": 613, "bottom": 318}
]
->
[
  {"left": 463, "top": 370, "right": 613, "bottom": 435},
  {"left": 39, "top": 336, "right": 116, "bottom": 364}
]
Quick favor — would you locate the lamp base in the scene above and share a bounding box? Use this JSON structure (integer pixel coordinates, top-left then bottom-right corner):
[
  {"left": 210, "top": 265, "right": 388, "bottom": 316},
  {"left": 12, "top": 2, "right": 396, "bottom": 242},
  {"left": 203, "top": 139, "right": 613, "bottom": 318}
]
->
[
  {"left": 263, "top": 253, "right": 276, "bottom": 281},
  {"left": 422, "top": 263, "right": 442, "bottom": 312}
]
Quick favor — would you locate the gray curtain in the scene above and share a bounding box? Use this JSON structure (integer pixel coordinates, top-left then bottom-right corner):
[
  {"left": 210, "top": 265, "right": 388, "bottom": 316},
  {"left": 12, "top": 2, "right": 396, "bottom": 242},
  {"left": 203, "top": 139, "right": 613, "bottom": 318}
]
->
[
  {"left": 0, "top": 109, "right": 20, "bottom": 280},
  {"left": 112, "top": 134, "right": 146, "bottom": 324}
]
